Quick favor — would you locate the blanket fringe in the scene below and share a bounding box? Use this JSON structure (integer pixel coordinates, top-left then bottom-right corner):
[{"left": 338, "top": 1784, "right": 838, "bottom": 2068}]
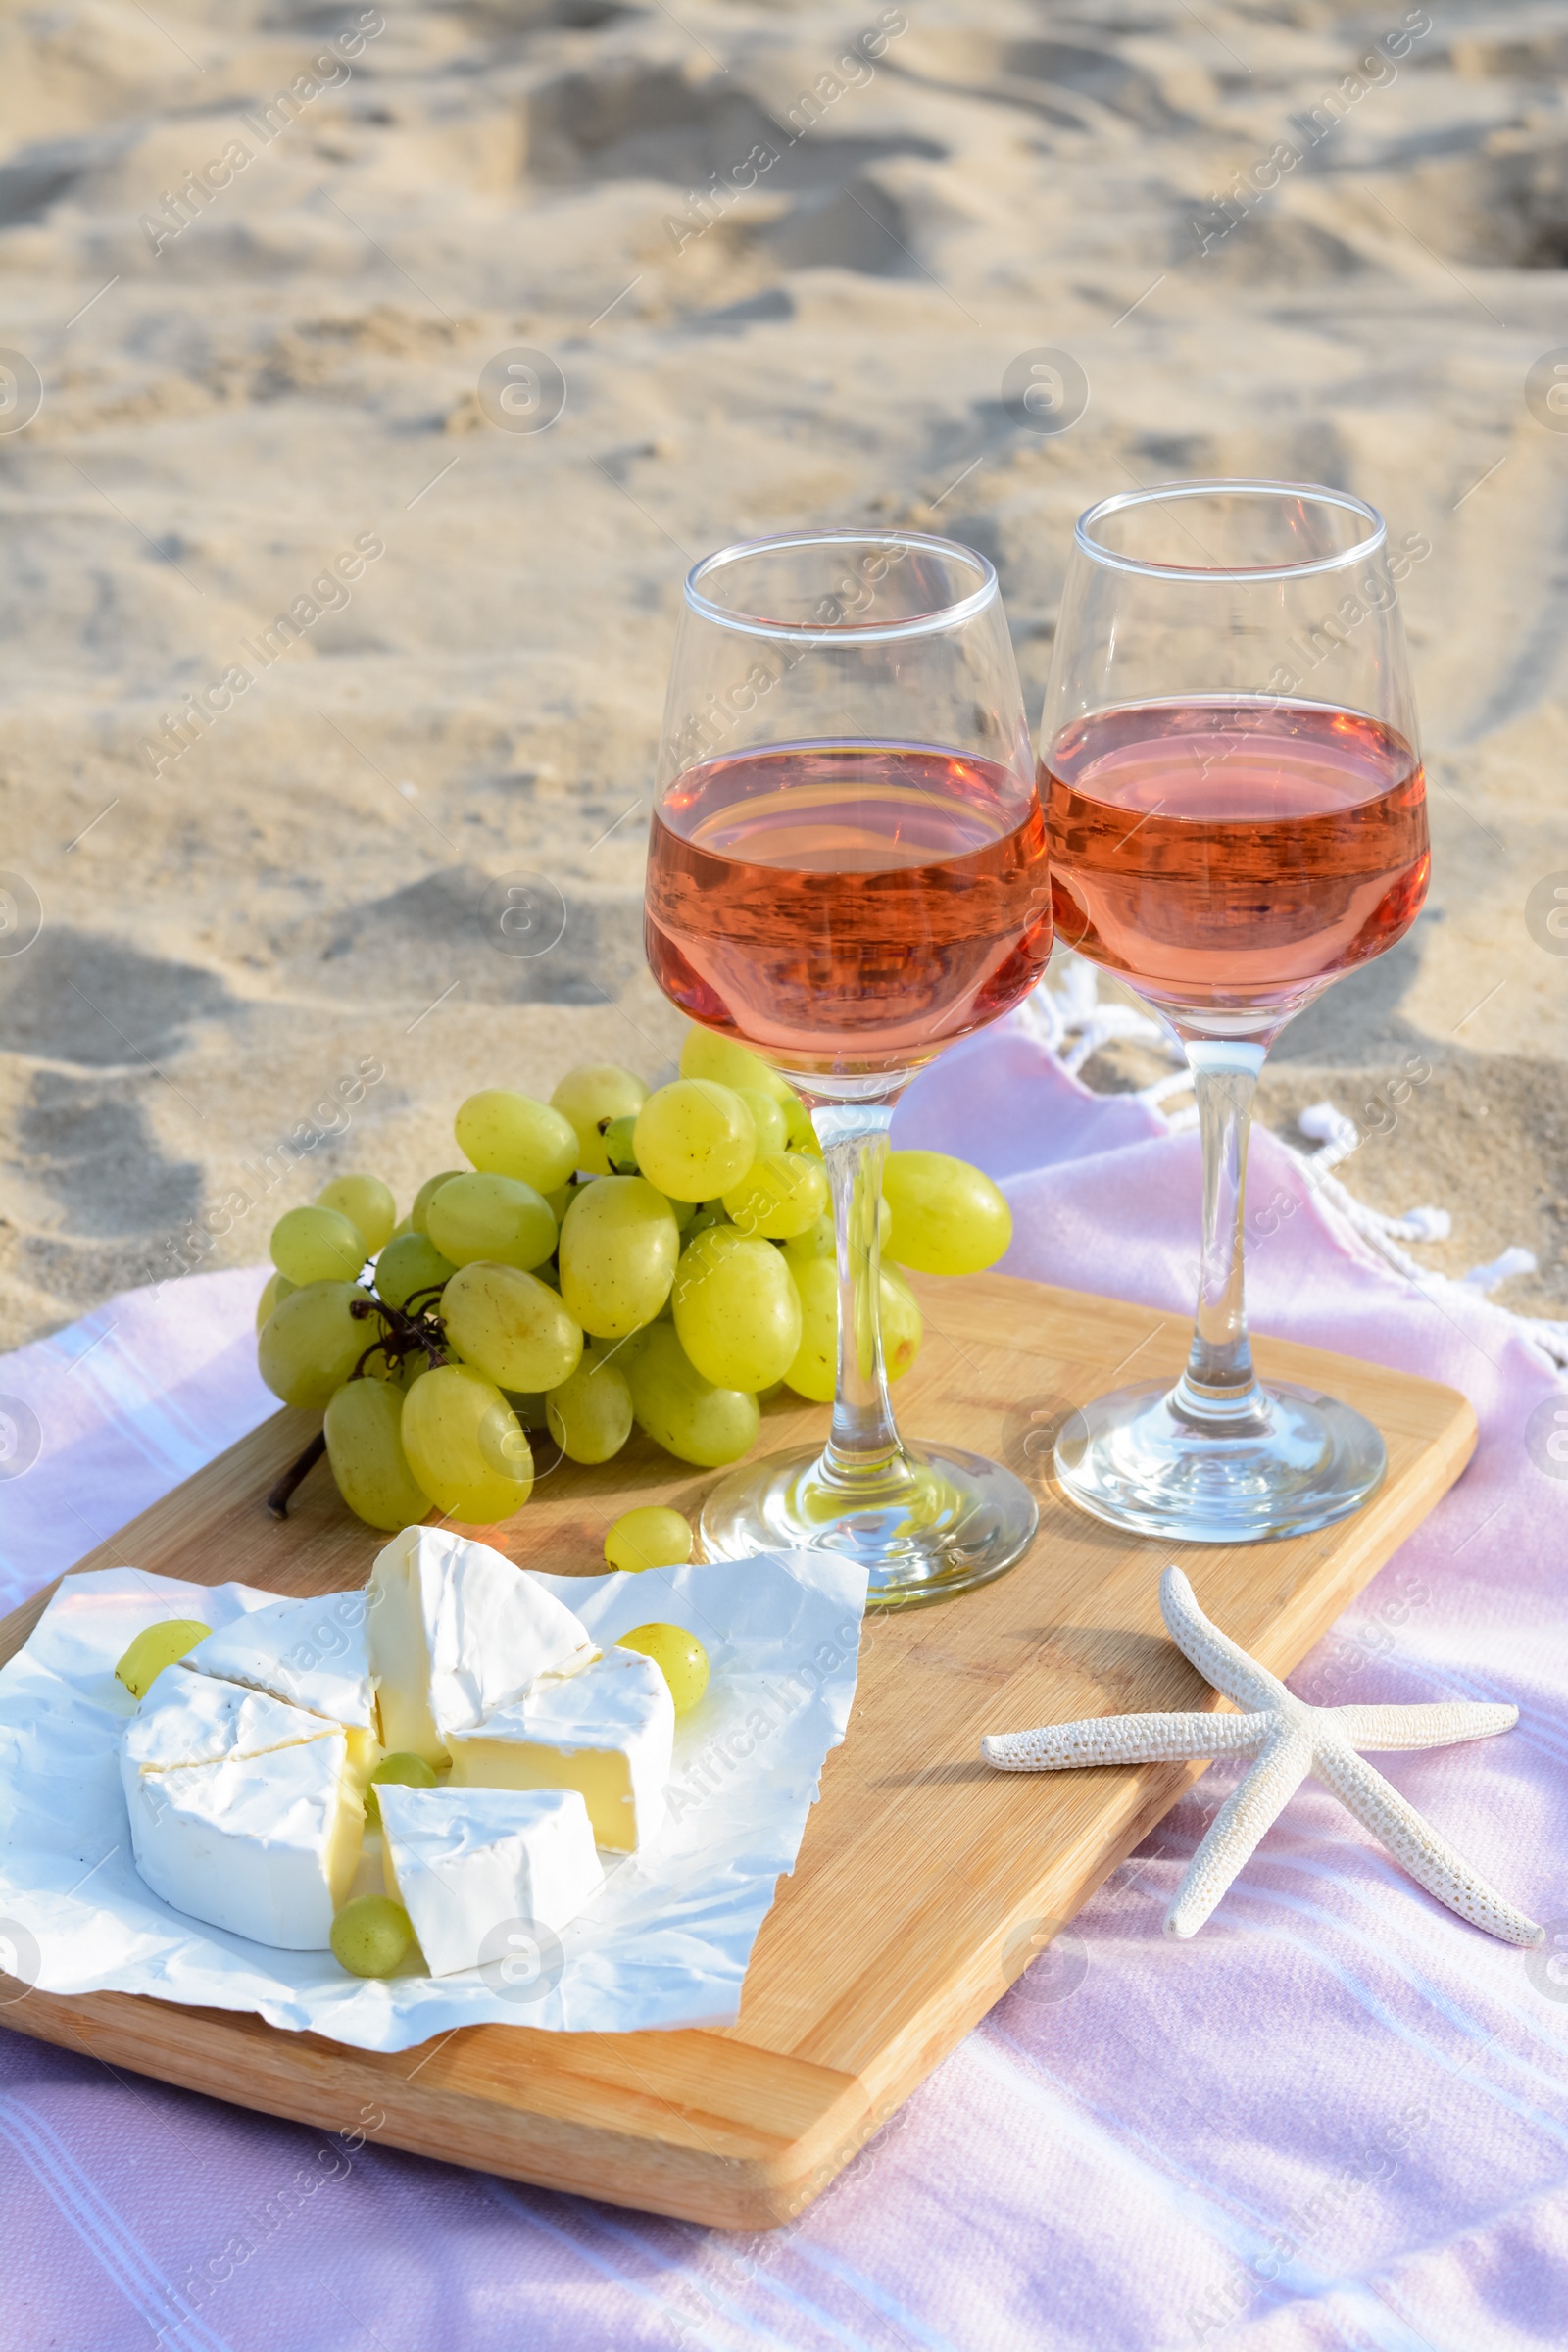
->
[{"left": 1015, "top": 960, "right": 1568, "bottom": 1372}]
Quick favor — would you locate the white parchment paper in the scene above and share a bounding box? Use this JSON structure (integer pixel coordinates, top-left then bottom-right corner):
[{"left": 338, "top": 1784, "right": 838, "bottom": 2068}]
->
[{"left": 0, "top": 1550, "right": 866, "bottom": 2051}]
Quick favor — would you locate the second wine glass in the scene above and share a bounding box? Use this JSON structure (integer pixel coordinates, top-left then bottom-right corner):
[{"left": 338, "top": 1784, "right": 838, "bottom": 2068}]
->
[
  {"left": 1040, "top": 478, "right": 1430, "bottom": 1543},
  {"left": 644, "top": 527, "right": 1054, "bottom": 1606}
]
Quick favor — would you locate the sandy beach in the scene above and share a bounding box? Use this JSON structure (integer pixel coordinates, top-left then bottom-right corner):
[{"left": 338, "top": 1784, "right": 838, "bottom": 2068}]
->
[{"left": 0, "top": 0, "right": 1564, "bottom": 1350}]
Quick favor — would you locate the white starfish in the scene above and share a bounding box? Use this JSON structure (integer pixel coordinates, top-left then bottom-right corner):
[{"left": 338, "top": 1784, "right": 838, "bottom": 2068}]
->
[{"left": 982, "top": 1566, "right": 1543, "bottom": 1947}]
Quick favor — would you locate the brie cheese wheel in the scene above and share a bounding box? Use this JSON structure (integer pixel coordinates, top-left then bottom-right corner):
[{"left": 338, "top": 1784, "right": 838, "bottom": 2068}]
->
[
  {"left": 122, "top": 1730, "right": 363, "bottom": 1949},
  {"left": 125, "top": 1670, "right": 336, "bottom": 1777},
  {"left": 446, "top": 1647, "right": 674, "bottom": 1852},
  {"left": 366, "top": 1527, "right": 595, "bottom": 1766},
  {"left": 377, "top": 1784, "right": 604, "bottom": 1976},
  {"left": 183, "top": 1594, "right": 379, "bottom": 1749}
]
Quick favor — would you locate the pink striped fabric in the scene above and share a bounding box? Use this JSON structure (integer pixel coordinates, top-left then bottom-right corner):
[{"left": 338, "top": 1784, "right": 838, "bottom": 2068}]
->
[{"left": 3, "top": 1026, "right": 1565, "bottom": 2352}]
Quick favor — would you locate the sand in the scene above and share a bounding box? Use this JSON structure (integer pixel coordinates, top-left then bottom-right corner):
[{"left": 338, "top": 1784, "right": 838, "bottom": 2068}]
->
[{"left": 1, "top": 0, "right": 1565, "bottom": 1350}]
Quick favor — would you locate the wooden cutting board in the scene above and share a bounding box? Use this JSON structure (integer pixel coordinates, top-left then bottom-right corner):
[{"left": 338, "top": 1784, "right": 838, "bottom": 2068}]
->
[{"left": 0, "top": 1271, "right": 1476, "bottom": 2230}]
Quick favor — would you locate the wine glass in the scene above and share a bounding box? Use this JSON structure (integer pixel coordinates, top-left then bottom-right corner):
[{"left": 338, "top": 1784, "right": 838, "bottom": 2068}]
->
[
  {"left": 644, "top": 527, "right": 1054, "bottom": 1606},
  {"left": 1039, "top": 479, "right": 1429, "bottom": 1542}
]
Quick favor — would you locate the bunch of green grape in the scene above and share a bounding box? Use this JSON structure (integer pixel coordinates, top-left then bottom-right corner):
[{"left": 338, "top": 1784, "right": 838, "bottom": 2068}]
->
[{"left": 254, "top": 1033, "right": 1014, "bottom": 1531}]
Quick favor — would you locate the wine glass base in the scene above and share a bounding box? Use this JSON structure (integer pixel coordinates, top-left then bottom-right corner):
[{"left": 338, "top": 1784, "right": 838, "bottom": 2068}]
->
[
  {"left": 1054, "top": 1376, "right": 1386, "bottom": 1544},
  {"left": 699, "top": 1441, "right": 1039, "bottom": 1609}
]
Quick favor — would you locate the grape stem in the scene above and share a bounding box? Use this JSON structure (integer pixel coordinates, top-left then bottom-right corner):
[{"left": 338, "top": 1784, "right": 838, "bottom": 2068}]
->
[
  {"left": 267, "top": 1431, "right": 327, "bottom": 1520},
  {"left": 348, "top": 1292, "right": 448, "bottom": 1372}
]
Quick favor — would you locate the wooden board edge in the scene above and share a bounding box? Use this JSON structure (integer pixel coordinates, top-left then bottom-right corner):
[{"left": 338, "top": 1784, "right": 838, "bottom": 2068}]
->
[
  {"left": 0, "top": 1579, "right": 58, "bottom": 1661},
  {"left": 1250, "top": 1372, "right": 1477, "bottom": 1677},
  {"left": 829, "top": 1754, "right": 1215, "bottom": 2119},
  {"left": 0, "top": 1977, "right": 878, "bottom": 2230}
]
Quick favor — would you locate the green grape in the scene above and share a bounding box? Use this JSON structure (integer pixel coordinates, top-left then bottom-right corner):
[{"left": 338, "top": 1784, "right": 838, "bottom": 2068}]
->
[
  {"left": 784, "top": 1257, "right": 837, "bottom": 1403},
  {"left": 270, "top": 1203, "right": 368, "bottom": 1286},
  {"left": 633, "top": 1081, "right": 756, "bottom": 1202},
  {"left": 547, "top": 1350, "right": 634, "bottom": 1464},
  {"left": 115, "top": 1618, "right": 211, "bottom": 1699},
  {"left": 330, "top": 1894, "right": 416, "bottom": 1979},
  {"left": 881, "top": 1263, "right": 923, "bottom": 1381},
  {"left": 735, "top": 1089, "right": 788, "bottom": 1155},
  {"left": 425, "top": 1171, "right": 556, "bottom": 1272},
  {"left": 558, "top": 1176, "right": 679, "bottom": 1337},
  {"left": 722, "top": 1151, "right": 830, "bottom": 1241},
  {"left": 882, "top": 1151, "right": 1012, "bottom": 1276},
  {"left": 780, "top": 1197, "right": 891, "bottom": 1268},
  {"left": 618, "top": 1623, "right": 709, "bottom": 1716},
  {"left": 255, "top": 1270, "right": 296, "bottom": 1329},
  {"left": 672, "top": 1227, "right": 802, "bottom": 1393},
  {"left": 258, "top": 1281, "right": 376, "bottom": 1409},
  {"left": 363, "top": 1749, "right": 438, "bottom": 1829},
  {"left": 780, "top": 1092, "right": 822, "bottom": 1156},
  {"left": 603, "top": 1504, "right": 694, "bottom": 1573},
  {"left": 551, "top": 1063, "right": 650, "bottom": 1177},
  {"left": 781, "top": 1257, "right": 919, "bottom": 1400},
  {"left": 374, "top": 1231, "right": 458, "bottom": 1314},
  {"left": 455, "top": 1089, "right": 579, "bottom": 1193},
  {"left": 667, "top": 1194, "right": 697, "bottom": 1232},
  {"left": 400, "top": 1363, "right": 534, "bottom": 1524},
  {"left": 324, "top": 1378, "right": 433, "bottom": 1531},
  {"left": 411, "top": 1168, "right": 465, "bottom": 1235},
  {"left": 687, "top": 1199, "right": 731, "bottom": 1238},
  {"left": 601, "top": 1115, "right": 640, "bottom": 1173},
  {"left": 316, "top": 1174, "right": 397, "bottom": 1256},
  {"left": 679, "top": 1027, "right": 792, "bottom": 1103},
  {"left": 442, "top": 1260, "right": 583, "bottom": 1392},
  {"left": 622, "top": 1324, "right": 760, "bottom": 1467},
  {"left": 782, "top": 1212, "right": 836, "bottom": 1267}
]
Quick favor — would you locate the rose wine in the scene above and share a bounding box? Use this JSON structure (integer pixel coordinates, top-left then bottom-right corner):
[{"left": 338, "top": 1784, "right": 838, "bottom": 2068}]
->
[
  {"left": 645, "top": 741, "right": 1053, "bottom": 1076},
  {"left": 1042, "top": 699, "right": 1428, "bottom": 1021}
]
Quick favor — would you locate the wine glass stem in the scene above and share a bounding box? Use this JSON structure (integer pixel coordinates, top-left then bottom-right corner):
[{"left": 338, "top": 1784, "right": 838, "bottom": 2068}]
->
[
  {"left": 1171, "top": 1040, "right": 1267, "bottom": 1427},
  {"left": 812, "top": 1102, "right": 914, "bottom": 1497}
]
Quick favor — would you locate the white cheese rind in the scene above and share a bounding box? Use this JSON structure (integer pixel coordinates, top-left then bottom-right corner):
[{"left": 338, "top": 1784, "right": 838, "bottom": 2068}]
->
[
  {"left": 122, "top": 1732, "right": 363, "bottom": 1949},
  {"left": 184, "top": 1594, "right": 379, "bottom": 1734},
  {"left": 446, "top": 1647, "right": 674, "bottom": 1852},
  {"left": 125, "top": 1670, "right": 335, "bottom": 1775},
  {"left": 366, "top": 1528, "right": 595, "bottom": 1764},
  {"left": 377, "top": 1785, "right": 604, "bottom": 1976}
]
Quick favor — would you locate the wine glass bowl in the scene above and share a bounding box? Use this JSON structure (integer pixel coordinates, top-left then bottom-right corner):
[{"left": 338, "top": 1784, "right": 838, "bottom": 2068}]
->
[
  {"left": 646, "top": 531, "right": 1052, "bottom": 1089},
  {"left": 1044, "top": 699, "right": 1429, "bottom": 1037},
  {"left": 1040, "top": 481, "right": 1430, "bottom": 1543},
  {"left": 645, "top": 528, "right": 1051, "bottom": 1604}
]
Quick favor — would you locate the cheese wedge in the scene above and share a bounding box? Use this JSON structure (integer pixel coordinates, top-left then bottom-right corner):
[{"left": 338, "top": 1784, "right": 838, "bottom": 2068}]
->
[
  {"left": 184, "top": 1594, "right": 379, "bottom": 1760},
  {"left": 377, "top": 1785, "right": 604, "bottom": 1976},
  {"left": 446, "top": 1647, "right": 674, "bottom": 1852},
  {"left": 125, "top": 1670, "right": 336, "bottom": 1776},
  {"left": 122, "top": 1730, "right": 364, "bottom": 1949},
  {"left": 366, "top": 1527, "right": 596, "bottom": 1766}
]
